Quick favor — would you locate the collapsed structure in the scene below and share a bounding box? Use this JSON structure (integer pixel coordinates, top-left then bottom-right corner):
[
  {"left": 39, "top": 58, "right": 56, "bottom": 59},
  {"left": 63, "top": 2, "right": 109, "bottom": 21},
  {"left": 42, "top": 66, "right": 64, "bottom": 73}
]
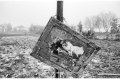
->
[{"left": 30, "top": 17, "right": 101, "bottom": 77}]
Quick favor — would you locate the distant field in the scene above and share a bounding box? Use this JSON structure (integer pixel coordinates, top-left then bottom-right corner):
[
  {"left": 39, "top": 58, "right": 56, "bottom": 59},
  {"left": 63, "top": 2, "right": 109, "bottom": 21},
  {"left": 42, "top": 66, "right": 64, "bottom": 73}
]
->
[{"left": 0, "top": 33, "right": 40, "bottom": 38}]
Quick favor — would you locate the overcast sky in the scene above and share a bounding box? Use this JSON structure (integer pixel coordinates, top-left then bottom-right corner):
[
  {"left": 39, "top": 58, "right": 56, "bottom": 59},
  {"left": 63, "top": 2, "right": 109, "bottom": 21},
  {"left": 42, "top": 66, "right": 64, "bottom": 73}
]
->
[{"left": 0, "top": 0, "right": 120, "bottom": 28}]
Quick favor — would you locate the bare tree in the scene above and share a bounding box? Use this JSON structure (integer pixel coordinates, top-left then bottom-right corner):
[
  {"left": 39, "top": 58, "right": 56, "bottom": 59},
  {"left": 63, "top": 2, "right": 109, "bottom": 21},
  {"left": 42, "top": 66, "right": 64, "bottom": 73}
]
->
[
  {"left": 6, "top": 23, "right": 12, "bottom": 32},
  {"left": 110, "top": 18, "right": 119, "bottom": 33},
  {"left": 77, "top": 21, "right": 82, "bottom": 33},
  {"left": 29, "top": 24, "right": 44, "bottom": 34},
  {"left": 84, "top": 17, "right": 93, "bottom": 31},
  {"left": 13, "top": 27, "right": 17, "bottom": 32},
  {"left": 0, "top": 23, "right": 12, "bottom": 32},
  {"left": 99, "top": 12, "right": 118, "bottom": 32},
  {"left": 84, "top": 12, "right": 119, "bottom": 33},
  {"left": 17, "top": 25, "right": 25, "bottom": 32},
  {"left": 94, "top": 16, "right": 101, "bottom": 32}
]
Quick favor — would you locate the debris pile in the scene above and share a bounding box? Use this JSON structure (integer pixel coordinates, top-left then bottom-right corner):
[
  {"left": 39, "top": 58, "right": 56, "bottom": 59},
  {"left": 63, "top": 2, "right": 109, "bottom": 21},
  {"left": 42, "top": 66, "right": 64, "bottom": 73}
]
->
[
  {"left": 84, "top": 40, "right": 120, "bottom": 78},
  {"left": 0, "top": 36, "right": 55, "bottom": 78}
]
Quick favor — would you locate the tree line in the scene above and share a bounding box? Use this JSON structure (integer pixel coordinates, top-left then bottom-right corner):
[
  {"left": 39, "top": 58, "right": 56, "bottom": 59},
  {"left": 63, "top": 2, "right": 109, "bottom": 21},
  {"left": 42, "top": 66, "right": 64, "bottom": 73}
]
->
[
  {"left": 0, "top": 24, "right": 44, "bottom": 34},
  {"left": 76, "top": 12, "right": 120, "bottom": 33},
  {"left": 0, "top": 12, "right": 119, "bottom": 35},
  {"left": 69, "top": 12, "right": 120, "bottom": 39}
]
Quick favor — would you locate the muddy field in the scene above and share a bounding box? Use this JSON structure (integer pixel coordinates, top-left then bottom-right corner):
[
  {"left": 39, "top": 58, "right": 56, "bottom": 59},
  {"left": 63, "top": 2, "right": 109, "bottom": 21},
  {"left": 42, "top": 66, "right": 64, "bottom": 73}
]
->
[
  {"left": 85, "top": 39, "right": 120, "bottom": 78},
  {"left": 0, "top": 36, "right": 120, "bottom": 78},
  {"left": 0, "top": 36, "right": 55, "bottom": 78}
]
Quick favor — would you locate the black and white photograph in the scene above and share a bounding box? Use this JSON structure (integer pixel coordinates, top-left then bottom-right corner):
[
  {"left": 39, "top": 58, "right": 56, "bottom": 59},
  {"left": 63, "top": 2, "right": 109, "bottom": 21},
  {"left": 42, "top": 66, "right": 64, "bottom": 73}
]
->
[{"left": 0, "top": 0, "right": 120, "bottom": 78}]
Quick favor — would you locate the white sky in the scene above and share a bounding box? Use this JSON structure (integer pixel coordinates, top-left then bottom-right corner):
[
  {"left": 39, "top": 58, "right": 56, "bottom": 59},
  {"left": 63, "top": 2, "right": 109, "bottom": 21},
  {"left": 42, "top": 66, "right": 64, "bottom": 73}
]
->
[{"left": 0, "top": 0, "right": 120, "bottom": 28}]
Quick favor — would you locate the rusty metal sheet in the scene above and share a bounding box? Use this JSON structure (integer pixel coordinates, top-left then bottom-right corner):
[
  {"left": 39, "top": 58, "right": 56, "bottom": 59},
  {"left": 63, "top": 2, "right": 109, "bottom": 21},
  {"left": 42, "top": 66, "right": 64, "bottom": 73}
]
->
[{"left": 30, "top": 17, "right": 101, "bottom": 74}]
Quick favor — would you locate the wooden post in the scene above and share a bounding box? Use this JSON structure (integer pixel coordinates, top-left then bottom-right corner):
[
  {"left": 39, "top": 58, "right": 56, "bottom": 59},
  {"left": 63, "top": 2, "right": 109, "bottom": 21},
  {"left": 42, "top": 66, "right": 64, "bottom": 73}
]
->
[{"left": 55, "top": 0, "right": 63, "bottom": 78}]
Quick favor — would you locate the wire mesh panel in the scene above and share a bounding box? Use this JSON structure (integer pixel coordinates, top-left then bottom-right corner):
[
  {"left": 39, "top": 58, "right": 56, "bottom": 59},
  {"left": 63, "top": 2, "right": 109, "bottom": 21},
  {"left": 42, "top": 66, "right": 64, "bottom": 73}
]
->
[{"left": 30, "top": 17, "right": 101, "bottom": 74}]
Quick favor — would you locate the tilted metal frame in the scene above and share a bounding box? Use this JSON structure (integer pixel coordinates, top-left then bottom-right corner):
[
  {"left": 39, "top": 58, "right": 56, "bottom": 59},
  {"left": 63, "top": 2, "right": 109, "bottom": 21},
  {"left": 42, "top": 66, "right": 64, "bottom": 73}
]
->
[{"left": 30, "top": 17, "right": 101, "bottom": 75}]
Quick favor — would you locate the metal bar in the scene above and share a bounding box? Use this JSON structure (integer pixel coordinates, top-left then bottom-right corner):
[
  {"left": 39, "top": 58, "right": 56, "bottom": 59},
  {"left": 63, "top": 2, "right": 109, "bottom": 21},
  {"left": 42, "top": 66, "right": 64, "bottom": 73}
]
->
[{"left": 55, "top": 1, "right": 64, "bottom": 78}]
